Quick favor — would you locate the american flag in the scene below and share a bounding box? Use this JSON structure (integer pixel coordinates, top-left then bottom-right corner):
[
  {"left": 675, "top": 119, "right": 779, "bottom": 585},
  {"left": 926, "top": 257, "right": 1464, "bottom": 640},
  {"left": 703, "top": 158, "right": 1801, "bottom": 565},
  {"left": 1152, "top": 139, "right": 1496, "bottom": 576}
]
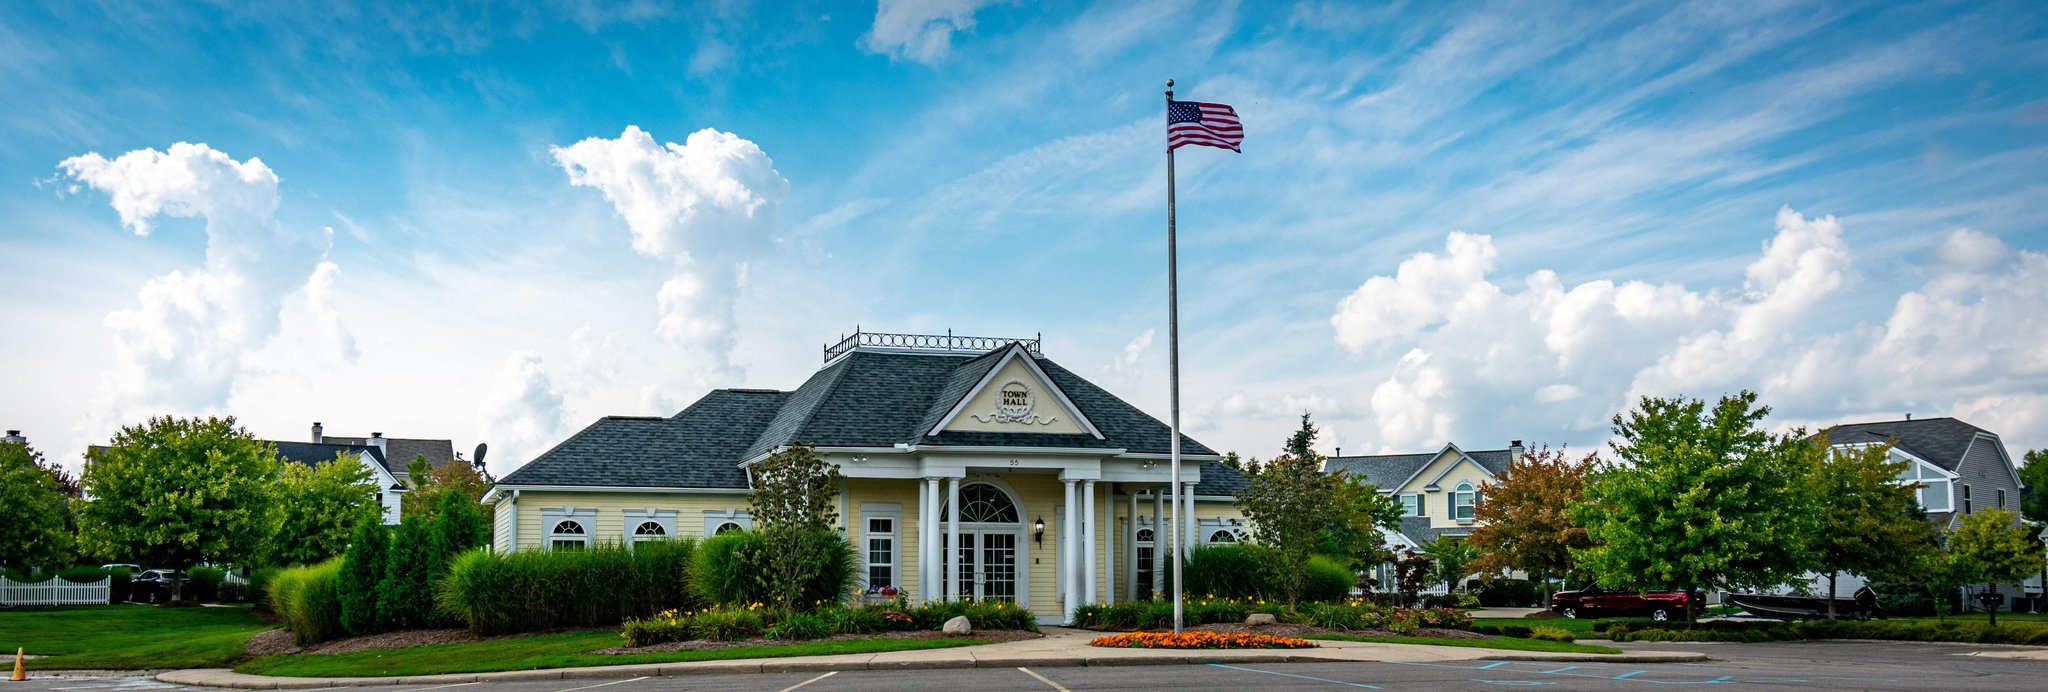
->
[{"left": 1167, "top": 100, "right": 1242, "bottom": 152}]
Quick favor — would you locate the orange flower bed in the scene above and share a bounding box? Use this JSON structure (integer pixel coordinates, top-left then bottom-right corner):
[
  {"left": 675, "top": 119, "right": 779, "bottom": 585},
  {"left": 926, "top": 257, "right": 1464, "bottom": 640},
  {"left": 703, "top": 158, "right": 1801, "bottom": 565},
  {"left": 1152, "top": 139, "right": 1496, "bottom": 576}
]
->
[{"left": 1089, "top": 631, "right": 1318, "bottom": 650}]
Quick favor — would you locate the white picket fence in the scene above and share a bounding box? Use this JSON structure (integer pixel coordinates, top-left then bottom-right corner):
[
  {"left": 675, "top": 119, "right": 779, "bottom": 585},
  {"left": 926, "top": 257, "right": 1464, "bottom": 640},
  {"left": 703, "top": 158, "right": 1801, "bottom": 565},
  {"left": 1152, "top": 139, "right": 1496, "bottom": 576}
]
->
[{"left": 0, "top": 576, "right": 111, "bottom": 605}]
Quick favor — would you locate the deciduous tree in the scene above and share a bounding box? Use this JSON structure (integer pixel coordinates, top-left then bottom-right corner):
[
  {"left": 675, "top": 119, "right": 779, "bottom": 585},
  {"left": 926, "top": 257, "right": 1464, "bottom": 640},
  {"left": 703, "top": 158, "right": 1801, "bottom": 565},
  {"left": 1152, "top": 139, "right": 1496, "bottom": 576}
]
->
[
  {"left": 77, "top": 416, "right": 283, "bottom": 568},
  {"left": 1805, "top": 441, "right": 1939, "bottom": 619},
  {"left": 1948, "top": 509, "right": 2048, "bottom": 626},
  {"left": 748, "top": 444, "right": 844, "bottom": 616},
  {"left": 402, "top": 454, "right": 496, "bottom": 543},
  {"left": 2019, "top": 449, "right": 2048, "bottom": 524},
  {"left": 1238, "top": 414, "right": 1336, "bottom": 606},
  {"left": 1573, "top": 392, "right": 1819, "bottom": 626},
  {"left": 1468, "top": 446, "right": 1593, "bottom": 603},
  {"left": 1421, "top": 536, "right": 1481, "bottom": 592},
  {"left": 270, "top": 452, "right": 378, "bottom": 566},
  {"left": 0, "top": 440, "right": 74, "bottom": 571}
]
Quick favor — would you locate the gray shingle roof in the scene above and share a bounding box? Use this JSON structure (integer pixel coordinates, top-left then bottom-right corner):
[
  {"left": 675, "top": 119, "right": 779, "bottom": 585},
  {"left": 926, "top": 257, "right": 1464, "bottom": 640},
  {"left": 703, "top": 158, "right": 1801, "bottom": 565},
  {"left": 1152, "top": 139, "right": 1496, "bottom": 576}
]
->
[
  {"left": 1821, "top": 417, "right": 1992, "bottom": 471},
  {"left": 501, "top": 389, "right": 790, "bottom": 489},
  {"left": 1324, "top": 446, "right": 1516, "bottom": 490},
  {"left": 272, "top": 441, "right": 386, "bottom": 471},
  {"left": 501, "top": 346, "right": 1220, "bottom": 490},
  {"left": 321, "top": 436, "right": 456, "bottom": 475}
]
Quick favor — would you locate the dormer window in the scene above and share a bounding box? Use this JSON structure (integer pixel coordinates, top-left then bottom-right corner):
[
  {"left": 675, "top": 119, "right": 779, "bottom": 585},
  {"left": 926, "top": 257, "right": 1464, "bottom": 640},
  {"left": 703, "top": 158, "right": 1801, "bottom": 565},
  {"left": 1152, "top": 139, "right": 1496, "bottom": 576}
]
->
[
  {"left": 1452, "top": 483, "right": 1476, "bottom": 521},
  {"left": 1892, "top": 454, "right": 1953, "bottom": 513}
]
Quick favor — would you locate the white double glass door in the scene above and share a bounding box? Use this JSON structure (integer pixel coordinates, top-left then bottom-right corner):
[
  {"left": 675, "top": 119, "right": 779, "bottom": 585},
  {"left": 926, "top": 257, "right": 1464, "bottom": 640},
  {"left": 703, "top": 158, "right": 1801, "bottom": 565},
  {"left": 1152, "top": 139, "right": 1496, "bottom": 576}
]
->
[{"left": 952, "top": 529, "right": 1019, "bottom": 601}]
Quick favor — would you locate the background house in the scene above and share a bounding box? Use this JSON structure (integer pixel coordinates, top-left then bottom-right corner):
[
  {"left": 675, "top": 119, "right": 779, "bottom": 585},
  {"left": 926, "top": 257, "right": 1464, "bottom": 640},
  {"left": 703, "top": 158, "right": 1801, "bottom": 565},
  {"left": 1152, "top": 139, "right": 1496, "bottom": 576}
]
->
[
  {"left": 270, "top": 423, "right": 461, "bottom": 524},
  {"left": 1325, "top": 441, "right": 1525, "bottom": 590}
]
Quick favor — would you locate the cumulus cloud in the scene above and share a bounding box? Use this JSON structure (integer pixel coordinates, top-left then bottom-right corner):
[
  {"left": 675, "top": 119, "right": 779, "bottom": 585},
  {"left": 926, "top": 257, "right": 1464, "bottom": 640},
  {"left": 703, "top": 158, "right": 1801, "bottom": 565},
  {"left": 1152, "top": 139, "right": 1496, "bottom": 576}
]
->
[
  {"left": 1328, "top": 208, "right": 2048, "bottom": 455},
  {"left": 1109, "top": 328, "right": 1154, "bottom": 375},
  {"left": 476, "top": 351, "right": 569, "bottom": 476},
  {"left": 552, "top": 126, "right": 788, "bottom": 384},
  {"left": 57, "top": 143, "right": 349, "bottom": 428},
  {"left": 860, "top": 0, "right": 1001, "bottom": 64}
]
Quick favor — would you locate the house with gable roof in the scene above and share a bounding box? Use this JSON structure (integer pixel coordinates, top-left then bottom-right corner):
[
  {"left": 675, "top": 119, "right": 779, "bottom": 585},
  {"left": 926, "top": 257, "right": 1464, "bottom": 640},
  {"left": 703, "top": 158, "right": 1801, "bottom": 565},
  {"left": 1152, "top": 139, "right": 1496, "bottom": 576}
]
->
[
  {"left": 271, "top": 424, "right": 462, "bottom": 525},
  {"left": 485, "top": 330, "right": 1249, "bottom": 624},
  {"left": 1324, "top": 441, "right": 1526, "bottom": 551}
]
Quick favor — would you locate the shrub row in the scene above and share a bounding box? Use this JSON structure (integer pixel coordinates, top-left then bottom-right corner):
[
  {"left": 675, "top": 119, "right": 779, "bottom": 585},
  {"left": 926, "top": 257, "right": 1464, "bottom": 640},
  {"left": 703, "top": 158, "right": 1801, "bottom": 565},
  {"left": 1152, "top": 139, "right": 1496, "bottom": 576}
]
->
[
  {"left": 620, "top": 599, "right": 1038, "bottom": 646},
  {"left": 268, "top": 559, "right": 344, "bottom": 646},
  {"left": 691, "top": 529, "right": 858, "bottom": 609},
  {"left": 1605, "top": 619, "right": 2048, "bottom": 645},
  {"left": 1298, "top": 601, "right": 1471, "bottom": 633},
  {"left": 441, "top": 539, "right": 702, "bottom": 636},
  {"left": 1178, "top": 545, "right": 1355, "bottom": 603}
]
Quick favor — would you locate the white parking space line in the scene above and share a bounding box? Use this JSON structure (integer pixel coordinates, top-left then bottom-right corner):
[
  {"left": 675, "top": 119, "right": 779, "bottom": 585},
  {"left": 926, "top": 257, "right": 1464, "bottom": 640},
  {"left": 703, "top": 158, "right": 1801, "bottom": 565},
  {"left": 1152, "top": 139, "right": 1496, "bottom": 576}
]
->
[
  {"left": 554, "top": 677, "right": 646, "bottom": 692},
  {"left": 1017, "top": 667, "right": 1071, "bottom": 692},
  {"left": 779, "top": 671, "right": 838, "bottom": 692}
]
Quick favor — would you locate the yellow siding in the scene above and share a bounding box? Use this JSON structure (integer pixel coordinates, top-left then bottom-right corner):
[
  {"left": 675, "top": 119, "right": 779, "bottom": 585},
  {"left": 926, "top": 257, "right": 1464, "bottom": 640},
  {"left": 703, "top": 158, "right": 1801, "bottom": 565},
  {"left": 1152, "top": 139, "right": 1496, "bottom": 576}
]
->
[
  {"left": 492, "top": 499, "right": 515, "bottom": 552},
  {"left": 844, "top": 478, "right": 927, "bottom": 602},
  {"left": 939, "top": 358, "right": 1089, "bottom": 435},
  {"left": 1425, "top": 459, "right": 1493, "bottom": 530},
  {"left": 510, "top": 491, "right": 748, "bottom": 549}
]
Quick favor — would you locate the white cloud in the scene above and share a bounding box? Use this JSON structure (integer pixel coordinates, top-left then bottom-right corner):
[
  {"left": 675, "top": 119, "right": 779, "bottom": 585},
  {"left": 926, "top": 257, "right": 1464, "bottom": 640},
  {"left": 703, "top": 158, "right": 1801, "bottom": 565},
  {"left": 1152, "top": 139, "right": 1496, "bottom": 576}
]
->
[
  {"left": 860, "top": 0, "right": 1001, "bottom": 64},
  {"left": 552, "top": 126, "right": 788, "bottom": 385},
  {"left": 1109, "top": 327, "right": 1154, "bottom": 375},
  {"left": 1327, "top": 208, "right": 2048, "bottom": 455},
  {"left": 476, "top": 351, "right": 568, "bottom": 477},
  {"left": 56, "top": 143, "right": 348, "bottom": 434}
]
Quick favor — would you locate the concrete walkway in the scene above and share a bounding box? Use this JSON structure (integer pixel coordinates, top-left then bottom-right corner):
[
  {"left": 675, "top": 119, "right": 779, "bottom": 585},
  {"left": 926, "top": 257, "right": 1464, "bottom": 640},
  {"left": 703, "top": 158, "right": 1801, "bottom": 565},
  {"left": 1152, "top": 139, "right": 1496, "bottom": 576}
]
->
[{"left": 156, "top": 627, "right": 1706, "bottom": 690}]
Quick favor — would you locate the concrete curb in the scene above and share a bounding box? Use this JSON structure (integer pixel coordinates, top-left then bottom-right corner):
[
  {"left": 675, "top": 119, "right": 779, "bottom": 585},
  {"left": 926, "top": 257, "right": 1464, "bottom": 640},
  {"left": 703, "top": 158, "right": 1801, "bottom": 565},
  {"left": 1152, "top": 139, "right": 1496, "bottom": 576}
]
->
[{"left": 155, "top": 650, "right": 1706, "bottom": 688}]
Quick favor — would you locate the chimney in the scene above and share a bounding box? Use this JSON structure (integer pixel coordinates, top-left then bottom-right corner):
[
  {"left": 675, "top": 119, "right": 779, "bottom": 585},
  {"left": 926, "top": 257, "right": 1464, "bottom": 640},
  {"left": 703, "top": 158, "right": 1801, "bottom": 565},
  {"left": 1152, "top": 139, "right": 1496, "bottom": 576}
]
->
[
  {"left": 1509, "top": 439, "right": 1525, "bottom": 460},
  {"left": 1905, "top": 413, "right": 1913, "bottom": 421},
  {"left": 311, "top": 421, "right": 324, "bottom": 444},
  {"left": 2, "top": 430, "right": 24, "bottom": 445},
  {"left": 369, "top": 432, "right": 387, "bottom": 456}
]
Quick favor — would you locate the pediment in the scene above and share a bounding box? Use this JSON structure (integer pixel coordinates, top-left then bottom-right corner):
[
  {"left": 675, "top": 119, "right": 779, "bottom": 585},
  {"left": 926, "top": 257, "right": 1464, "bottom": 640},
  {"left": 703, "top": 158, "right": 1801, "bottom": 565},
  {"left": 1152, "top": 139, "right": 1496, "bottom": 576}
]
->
[{"left": 930, "top": 344, "right": 1102, "bottom": 438}]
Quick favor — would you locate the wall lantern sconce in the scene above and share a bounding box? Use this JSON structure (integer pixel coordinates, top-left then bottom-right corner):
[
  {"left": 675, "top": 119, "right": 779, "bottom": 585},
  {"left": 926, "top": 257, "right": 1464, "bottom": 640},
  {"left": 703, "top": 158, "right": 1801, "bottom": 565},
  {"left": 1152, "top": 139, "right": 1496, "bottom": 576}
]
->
[{"left": 1033, "top": 516, "right": 1046, "bottom": 545}]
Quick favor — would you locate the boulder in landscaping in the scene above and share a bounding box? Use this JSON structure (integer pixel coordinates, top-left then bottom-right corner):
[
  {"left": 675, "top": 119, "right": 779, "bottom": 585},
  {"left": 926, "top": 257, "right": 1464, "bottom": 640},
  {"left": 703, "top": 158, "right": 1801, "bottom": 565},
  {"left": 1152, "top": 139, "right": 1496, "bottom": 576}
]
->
[
  {"left": 941, "top": 615, "right": 973, "bottom": 634},
  {"left": 1245, "top": 613, "right": 1277, "bottom": 626}
]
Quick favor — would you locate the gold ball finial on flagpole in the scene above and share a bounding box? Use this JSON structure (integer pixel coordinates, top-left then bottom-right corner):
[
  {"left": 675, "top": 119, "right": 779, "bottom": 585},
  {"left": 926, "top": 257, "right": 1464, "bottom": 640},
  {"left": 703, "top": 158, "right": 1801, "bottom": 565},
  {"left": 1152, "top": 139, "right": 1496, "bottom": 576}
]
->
[{"left": 1165, "top": 79, "right": 1173, "bottom": 87}]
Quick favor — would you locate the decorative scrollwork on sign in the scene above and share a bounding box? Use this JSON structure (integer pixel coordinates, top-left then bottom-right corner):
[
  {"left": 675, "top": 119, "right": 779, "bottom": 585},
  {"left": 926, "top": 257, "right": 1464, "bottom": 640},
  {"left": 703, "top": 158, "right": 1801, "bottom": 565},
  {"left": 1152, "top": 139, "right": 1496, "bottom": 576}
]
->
[{"left": 972, "top": 380, "right": 1060, "bottom": 425}]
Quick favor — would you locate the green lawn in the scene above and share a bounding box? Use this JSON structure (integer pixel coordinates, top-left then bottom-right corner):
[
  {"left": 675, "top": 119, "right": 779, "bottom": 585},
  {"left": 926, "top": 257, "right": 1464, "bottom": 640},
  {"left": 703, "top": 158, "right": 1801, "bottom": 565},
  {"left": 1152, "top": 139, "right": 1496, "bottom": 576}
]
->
[
  {"left": 2, "top": 604, "right": 273, "bottom": 670},
  {"left": 1308, "top": 634, "right": 1622, "bottom": 655},
  {"left": 235, "top": 631, "right": 981, "bottom": 677}
]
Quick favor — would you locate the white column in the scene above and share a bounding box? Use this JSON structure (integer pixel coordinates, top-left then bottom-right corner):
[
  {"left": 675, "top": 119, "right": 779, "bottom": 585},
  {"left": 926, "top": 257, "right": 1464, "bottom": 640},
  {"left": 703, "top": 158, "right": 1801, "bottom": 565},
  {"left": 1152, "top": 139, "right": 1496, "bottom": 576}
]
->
[
  {"left": 1126, "top": 489, "right": 1139, "bottom": 600},
  {"left": 945, "top": 477, "right": 961, "bottom": 602},
  {"left": 1183, "top": 482, "right": 1197, "bottom": 556},
  {"left": 1083, "top": 480, "right": 1097, "bottom": 606},
  {"left": 922, "top": 477, "right": 938, "bottom": 600},
  {"left": 1151, "top": 488, "right": 1164, "bottom": 597},
  {"left": 1104, "top": 483, "right": 1115, "bottom": 606},
  {"left": 1062, "top": 478, "right": 1078, "bottom": 620}
]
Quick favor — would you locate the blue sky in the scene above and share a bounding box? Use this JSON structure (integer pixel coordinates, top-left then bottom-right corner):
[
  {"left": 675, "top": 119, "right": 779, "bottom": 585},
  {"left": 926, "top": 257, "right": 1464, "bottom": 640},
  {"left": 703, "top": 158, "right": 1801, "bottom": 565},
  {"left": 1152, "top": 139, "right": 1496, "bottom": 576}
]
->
[{"left": 3, "top": 0, "right": 2045, "bottom": 473}]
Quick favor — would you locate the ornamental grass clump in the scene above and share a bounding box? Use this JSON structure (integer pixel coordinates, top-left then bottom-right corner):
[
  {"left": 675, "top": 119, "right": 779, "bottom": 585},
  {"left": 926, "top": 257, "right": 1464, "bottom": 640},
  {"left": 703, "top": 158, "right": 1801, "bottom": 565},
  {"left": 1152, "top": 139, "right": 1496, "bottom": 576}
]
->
[{"left": 1089, "top": 632, "right": 1317, "bottom": 649}]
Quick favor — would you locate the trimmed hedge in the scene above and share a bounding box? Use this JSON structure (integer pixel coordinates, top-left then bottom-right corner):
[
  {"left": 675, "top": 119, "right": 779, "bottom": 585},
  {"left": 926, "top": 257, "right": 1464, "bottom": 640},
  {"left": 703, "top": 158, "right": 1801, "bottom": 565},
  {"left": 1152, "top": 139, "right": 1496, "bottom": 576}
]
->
[
  {"left": 1606, "top": 618, "right": 2048, "bottom": 645},
  {"left": 622, "top": 600, "right": 1038, "bottom": 646},
  {"left": 439, "top": 539, "right": 702, "bottom": 635},
  {"left": 690, "top": 529, "right": 858, "bottom": 609},
  {"left": 1304, "top": 555, "right": 1354, "bottom": 603},
  {"left": 270, "top": 559, "right": 345, "bottom": 645},
  {"left": 1183, "top": 544, "right": 1268, "bottom": 599},
  {"left": 187, "top": 565, "right": 226, "bottom": 602}
]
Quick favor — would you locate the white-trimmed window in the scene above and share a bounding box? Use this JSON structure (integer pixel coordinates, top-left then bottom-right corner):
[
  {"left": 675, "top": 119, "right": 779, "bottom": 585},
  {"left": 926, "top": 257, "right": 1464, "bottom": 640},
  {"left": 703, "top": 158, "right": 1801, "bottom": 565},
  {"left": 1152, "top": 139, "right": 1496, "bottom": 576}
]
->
[
  {"left": 1208, "top": 529, "right": 1239, "bottom": 544},
  {"left": 703, "top": 509, "right": 753, "bottom": 537},
  {"left": 1452, "top": 483, "right": 1476, "bottom": 521},
  {"left": 862, "top": 504, "right": 900, "bottom": 590},
  {"left": 1962, "top": 484, "right": 1972, "bottom": 515},
  {"left": 1134, "top": 527, "right": 1156, "bottom": 599},
  {"left": 1997, "top": 488, "right": 2006, "bottom": 510},
  {"left": 1892, "top": 453, "right": 1955, "bottom": 513},
  {"left": 625, "top": 508, "right": 677, "bottom": 549},
  {"left": 540, "top": 508, "right": 595, "bottom": 551},
  {"left": 1399, "top": 493, "right": 1423, "bottom": 517}
]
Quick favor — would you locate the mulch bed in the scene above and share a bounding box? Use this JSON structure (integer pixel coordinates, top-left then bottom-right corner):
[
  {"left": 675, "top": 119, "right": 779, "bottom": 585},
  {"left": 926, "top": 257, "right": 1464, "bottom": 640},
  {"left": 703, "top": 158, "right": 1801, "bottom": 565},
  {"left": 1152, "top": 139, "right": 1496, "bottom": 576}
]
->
[{"left": 593, "top": 628, "right": 1040, "bottom": 655}]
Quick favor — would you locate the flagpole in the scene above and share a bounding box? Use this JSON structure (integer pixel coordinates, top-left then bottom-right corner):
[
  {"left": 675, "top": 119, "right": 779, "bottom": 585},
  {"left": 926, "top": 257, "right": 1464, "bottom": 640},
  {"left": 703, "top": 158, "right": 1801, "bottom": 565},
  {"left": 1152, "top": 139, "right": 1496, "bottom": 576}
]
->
[{"left": 1165, "top": 78, "right": 1184, "bottom": 635}]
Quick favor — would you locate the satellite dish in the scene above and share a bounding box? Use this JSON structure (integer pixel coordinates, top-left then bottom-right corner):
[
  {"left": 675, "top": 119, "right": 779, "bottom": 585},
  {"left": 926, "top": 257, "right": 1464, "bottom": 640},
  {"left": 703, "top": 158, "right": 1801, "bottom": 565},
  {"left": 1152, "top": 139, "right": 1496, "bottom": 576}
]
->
[{"left": 473, "top": 443, "right": 488, "bottom": 470}]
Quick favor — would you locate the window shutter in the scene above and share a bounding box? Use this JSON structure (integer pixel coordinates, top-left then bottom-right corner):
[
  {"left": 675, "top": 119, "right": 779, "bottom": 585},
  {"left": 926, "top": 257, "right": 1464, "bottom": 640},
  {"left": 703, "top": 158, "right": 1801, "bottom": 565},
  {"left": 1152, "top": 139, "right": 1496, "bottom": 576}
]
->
[{"left": 1417, "top": 494, "right": 1425, "bottom": 517}]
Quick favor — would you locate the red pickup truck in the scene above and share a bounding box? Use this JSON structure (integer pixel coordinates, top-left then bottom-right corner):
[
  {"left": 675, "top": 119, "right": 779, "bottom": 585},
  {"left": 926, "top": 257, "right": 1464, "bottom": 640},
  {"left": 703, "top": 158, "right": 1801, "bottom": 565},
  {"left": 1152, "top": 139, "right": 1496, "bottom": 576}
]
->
[{"left": 1549, "top": 588, "right": 1700, "bottom": 621}]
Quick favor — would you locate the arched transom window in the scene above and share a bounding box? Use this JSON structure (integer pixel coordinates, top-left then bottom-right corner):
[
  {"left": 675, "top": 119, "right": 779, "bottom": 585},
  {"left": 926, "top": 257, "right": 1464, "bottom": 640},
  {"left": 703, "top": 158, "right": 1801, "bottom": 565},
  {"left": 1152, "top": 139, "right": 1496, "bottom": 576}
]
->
[
  {"left": 549, "top": 520, "right": 588, "bottom": 551},
  {"left": 713, "top": 521, "right": 744, "bottom": 535},
  {"left": 1208, "top": 529, "right": 1239, "bottom": 544},
  {"left": 1452, "top": 482, "right": 1476, "bottom": 520},
  {"left": 1135, "top": 528, "right": 1155, "bottom": 543},
  {"left": 947, "top": 483, "right": 1020, "bottom": 523},
  {"left": 634, "top": 521, "right": 666, "bottom": 536}
]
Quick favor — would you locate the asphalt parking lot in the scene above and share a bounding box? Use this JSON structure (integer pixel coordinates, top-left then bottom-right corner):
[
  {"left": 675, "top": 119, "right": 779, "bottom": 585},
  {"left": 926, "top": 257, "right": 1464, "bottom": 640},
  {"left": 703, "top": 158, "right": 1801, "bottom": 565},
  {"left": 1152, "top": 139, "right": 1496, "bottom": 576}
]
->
[{"left": 15, "top": 640, "right": 2048, "bottom": 691}]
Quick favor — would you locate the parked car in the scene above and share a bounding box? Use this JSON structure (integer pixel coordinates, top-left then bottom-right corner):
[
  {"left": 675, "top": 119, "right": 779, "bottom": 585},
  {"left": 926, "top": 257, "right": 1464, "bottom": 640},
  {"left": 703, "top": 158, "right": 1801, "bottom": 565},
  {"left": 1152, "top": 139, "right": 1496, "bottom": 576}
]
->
[
  {"left": 99, "top": 563, "right": 140, "bottom": 575},
  {"left": 1549, "top": 587, "right": 1701, "bottom": 621},
  {"left": 131, "top": 569, "right": 185, "bottom": 604}
]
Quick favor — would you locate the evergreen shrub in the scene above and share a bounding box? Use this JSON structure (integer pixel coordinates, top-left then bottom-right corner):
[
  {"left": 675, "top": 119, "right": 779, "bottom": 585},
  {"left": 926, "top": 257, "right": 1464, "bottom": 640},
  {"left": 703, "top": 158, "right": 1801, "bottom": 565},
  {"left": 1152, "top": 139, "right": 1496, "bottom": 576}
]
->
[
  {"left": 692, "top": 529, "right": 858, "bottom": 609},
  {"left": 439, "top": 539, "right": 700, "bottom": 635},
  {"left": 269, "top": 559, "right": 345, "bottom": 645},
  {"left": 186, "top": 565, "right": 226, "bottom": 602},
  {"left": 1303, "top": 555, "right": 1355, "bottom": 602},
  {"left": 1475, "top": 579, "right": 1540, "bottom": 607},
  {"left": 379, "top": 515, "right": 444, "bottom": 629},
  {"left": 1183, "top": 544, "right": 1268, "bottom": 599},
  {"left": 338, "top": 515, "right": 390, "bottom": 635}
]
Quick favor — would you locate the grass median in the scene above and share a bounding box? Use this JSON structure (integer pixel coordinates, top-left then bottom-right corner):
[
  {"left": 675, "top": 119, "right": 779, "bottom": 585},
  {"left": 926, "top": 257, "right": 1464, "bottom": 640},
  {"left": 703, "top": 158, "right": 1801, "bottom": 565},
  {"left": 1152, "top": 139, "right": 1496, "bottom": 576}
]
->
[
  {"left": 234, "top": 632, "right": 981, "bottom": 677},
  {"left": 2, "top": 604, "right": 273, "bottom": 670},
  {"left": 1307, "top": 633, "right": 1622, "bottom": 655}
]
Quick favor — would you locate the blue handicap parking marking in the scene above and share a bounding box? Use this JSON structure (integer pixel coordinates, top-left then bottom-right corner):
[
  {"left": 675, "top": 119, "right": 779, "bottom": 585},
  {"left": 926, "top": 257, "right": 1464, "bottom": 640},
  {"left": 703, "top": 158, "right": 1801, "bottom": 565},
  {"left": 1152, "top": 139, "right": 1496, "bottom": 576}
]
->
[
  {"left": 1476, "top": 680, "right": 1555, "bottom": 686},
  {"left": 1390, "top": 660, "right": 1738, "bottom": 686}
]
